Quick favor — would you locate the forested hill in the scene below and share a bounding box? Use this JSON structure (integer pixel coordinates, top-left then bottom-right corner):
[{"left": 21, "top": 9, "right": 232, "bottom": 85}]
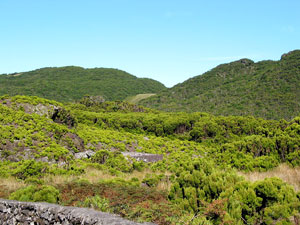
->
[
  {"left": 0, "top": 66, "right": 166, "bottom": 102},
  {"left": 140, "top": 50, "right": 300, "bottom": 120}
]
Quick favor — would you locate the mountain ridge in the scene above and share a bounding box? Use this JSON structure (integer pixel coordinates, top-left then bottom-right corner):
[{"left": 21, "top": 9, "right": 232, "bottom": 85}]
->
[
  {"left": 1, "top": 50, "right": 300, "bottom": 120},
  {"left": 0, "top": 66, "right": 166, "bottom": 102},
  {"left": 140, "top": 50, "right": 300, "bottom": 120}
]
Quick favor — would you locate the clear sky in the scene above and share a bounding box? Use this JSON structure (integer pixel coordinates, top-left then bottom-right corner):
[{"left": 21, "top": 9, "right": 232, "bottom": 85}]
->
[{"left": 0, "top": 0, "right": 299, "bottom": 87}]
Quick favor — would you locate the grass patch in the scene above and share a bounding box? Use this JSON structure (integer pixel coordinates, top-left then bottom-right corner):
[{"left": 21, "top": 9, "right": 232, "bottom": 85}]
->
[
  {"left": 0, "top": 177, "right": 26, "bottom": 198},
  {"left": 239, "top": 163, "right": 300, "bottom": 191},
  {"left": 125, "top": 94, "right": 156, "bottom": 104}
]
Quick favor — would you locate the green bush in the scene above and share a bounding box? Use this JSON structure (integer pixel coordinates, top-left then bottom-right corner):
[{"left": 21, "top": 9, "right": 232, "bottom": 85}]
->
[
  {"left": 91, "top": 150, "right": 133, "bottom": 173},
  {"left": 142, "top": 174, "right": 164, "bottom": 187},
  {"left": 169, "top": 158, "right": 300, "bottom": 224},
  {"left": 12, "top": 160, "right": 48, "bottom": 180},
  {"left": 81, "top": 195, "right": 110, "bottom": 212},
  {"left": 220, "top": 178, "right": 300, "bottom": 224},
  {"left": 9, "top": 185, "right": 60, "bottom": 203},
  {"left": 24, "top": 177, "right": 45, "bottom": 185}
]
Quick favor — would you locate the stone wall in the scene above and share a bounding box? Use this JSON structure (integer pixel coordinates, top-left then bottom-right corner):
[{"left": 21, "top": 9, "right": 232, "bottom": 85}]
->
[{"left": 0, "top": 199, "right": 155, "bottom": 225}]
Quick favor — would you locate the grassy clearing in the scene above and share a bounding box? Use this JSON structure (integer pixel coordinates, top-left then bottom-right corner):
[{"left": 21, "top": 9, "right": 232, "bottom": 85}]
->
[
  {"left": 239, "top": 163, "right": 300, "bottom": 191},
  {"left": 44, "top": 167, "right": 172, "bottom": 191},
  {"left": 125, "top": 93, "right": 156, "bottom": 104},
  {"left": 0, "top": 177, "right": 26, "bottom": 198},
  {"left": 0, "top": 167, "right": 172, "bottom": 199}
]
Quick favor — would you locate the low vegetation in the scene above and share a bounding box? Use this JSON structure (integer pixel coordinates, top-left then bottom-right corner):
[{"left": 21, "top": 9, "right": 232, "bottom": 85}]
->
[{"left": 0, "top": 95, "right": 299, "bottom": 224}]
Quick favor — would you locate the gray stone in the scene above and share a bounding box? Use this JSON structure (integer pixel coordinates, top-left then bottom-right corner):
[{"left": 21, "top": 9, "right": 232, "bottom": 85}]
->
[
  {"left": 74, "top": 150, "right": 96, "bottom": 159},
  {"left": 122, "top": 152, "right": 163, "bottom": 163},
  {"left": 0, "top": 199, "right": 155, "bottom": 225}
]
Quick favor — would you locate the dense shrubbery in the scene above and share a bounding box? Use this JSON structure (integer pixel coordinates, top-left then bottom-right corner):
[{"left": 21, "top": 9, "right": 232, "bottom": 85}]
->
[
  {"left": 9, "top": 185, "right": 60, "bottom": 203},
  {"left": 0, "top": 95, "right": 300, "bottom": 224},
  {"left": 91, "top": 150, "right": 133, "bottom": 173},
  {"left": 71, "top": 107, "right": 300, "bottom": 171},
  {"left": 169, "top": 158, "right": 300, "bottom": 224},
  {"left": 0, "top": 160, "right": 86, "bottom": 180},
  {"left": 71, "top": 96, "right": 152, "bottom": 113},
  {"left": 11, "top": 160, "right": 48, "bottom": 180},
  {"left": 142, "top": 174, "right": 165, "bottom": 187}
]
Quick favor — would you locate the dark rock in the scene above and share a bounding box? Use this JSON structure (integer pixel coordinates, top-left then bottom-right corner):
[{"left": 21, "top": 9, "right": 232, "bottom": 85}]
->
[{"left": 51, "top": 108, "right": 76, "bottom": 128}]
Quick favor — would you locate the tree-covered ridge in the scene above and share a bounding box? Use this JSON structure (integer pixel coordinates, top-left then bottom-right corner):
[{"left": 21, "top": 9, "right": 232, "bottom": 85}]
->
[
  {"left": 68, "top": 95, "right": 155, "bottom": 113},
  {"left": 0, "top": 95, "right": 299, "bottom": 224},
  {"left": 141, "top": 50, "right": 300, "bottom": 120},
  {"left": 0, "top": 66, "right": 166, "bottom": 102}
]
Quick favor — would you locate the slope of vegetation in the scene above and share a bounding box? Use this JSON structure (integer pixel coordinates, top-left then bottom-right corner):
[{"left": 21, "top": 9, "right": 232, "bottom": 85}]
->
[
  {"left": 0, "top": 95, "right": 299, "bottom": 224},
  {"left": 125, "top": 93, "right": 156, "bottom": 104},
  {"left": 141, "top": 50, "right": 300, "bottom": 120},
  {"left": 0, "top": 66, "right": 166, "bottom": 102}
]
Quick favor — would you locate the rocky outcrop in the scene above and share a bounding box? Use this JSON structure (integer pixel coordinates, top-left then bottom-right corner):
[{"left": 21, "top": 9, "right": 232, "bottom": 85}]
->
[
  {"left": 51, "top": 108, "right": 77, "bottom": 128},
  {"left": 0, "top": 199, "right": 155, "bottom": 225},
  {"left": 1, "top": 98, "right": 76, "bottom": 128},
  {"left": 13, "top": 102, "right": 59, "bottom": 117},
  {"left": 74, "top": 151, "right": 163, "bottom": 163},
  {"left": 74, "top": 150, "right": 95, "bottom": 159},
  {"left": 121, "top": 152, "right": 163, "bottom": 163}
]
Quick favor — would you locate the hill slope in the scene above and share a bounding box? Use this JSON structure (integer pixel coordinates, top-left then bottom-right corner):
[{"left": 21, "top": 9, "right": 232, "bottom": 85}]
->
[
  {"left": 0, "top": 95, "right": 300, "bottom": 224},
  {"left": 0, "top": 66, "right": 166, "bottom": 102},
  {"left": 141, "top": 50, "right": 300, "bottom": 120}
]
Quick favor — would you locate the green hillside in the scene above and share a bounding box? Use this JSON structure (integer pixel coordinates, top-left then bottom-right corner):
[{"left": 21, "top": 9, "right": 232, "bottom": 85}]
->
[
  {"left": 0, "top": 66, "right": 166, "bottom": 102},
  {"left": 0, "top": 95, "right": 300, "bottom": 224},
  {"left": 141, "top": 50, "right": 300, "bottom": 120}
]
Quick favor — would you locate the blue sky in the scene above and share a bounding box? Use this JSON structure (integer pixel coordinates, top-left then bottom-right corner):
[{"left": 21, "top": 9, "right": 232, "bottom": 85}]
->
[{"left": 0, "top": 0, "right": 299, "bottom": 87}]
